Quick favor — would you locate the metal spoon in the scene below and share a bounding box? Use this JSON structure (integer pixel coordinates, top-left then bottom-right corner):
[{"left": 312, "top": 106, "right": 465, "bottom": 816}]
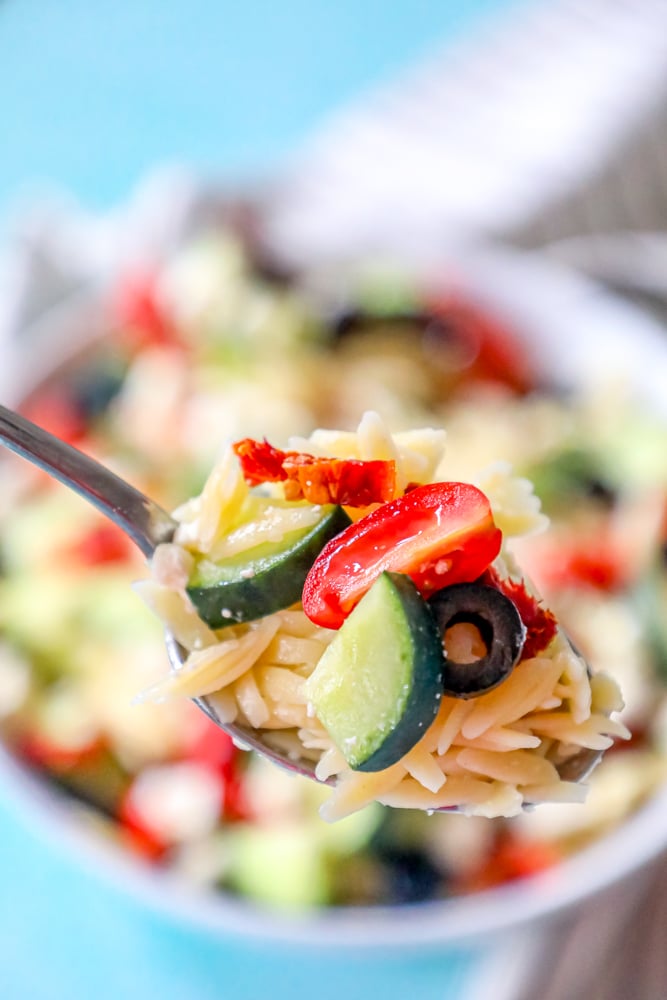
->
[
  {"left": 0, "top": 403, "right": 307, "bottom": 775},
  {"left": 0, "top": 403, "right": 602, "bottom": 796}
]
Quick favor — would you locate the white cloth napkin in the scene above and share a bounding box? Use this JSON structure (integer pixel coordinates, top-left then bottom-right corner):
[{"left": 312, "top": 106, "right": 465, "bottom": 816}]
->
[
  {"left": 264, "top": 0, "right": 667, "bottom": 260},
  {"left": 4, "top": 0, "right": 667, "bottom": 346}
]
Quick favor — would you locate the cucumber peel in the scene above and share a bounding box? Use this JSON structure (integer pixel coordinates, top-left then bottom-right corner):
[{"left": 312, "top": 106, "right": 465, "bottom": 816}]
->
[{"left": 304, "top": 572, "right": 444, "bottom": 772}]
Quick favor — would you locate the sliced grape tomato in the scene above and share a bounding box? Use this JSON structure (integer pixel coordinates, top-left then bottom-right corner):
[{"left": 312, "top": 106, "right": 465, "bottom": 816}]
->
[{"left": 302, "top": 481, "right": 502, "bottom": 629}]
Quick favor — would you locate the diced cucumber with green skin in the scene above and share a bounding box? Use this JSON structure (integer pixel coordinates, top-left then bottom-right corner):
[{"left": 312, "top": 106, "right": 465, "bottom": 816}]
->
[
  {"left": 187, "top": 504, "right": 351, "bottom": 628},
  {"left": 304, "top": 572, "right": 444, "bottom": 772},
  {"left": 225, "top": 824, "right": 331, "bottom": 908}
]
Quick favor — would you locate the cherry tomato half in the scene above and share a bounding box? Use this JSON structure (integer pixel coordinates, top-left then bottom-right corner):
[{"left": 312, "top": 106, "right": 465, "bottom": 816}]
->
[{"left": 302, "top": 481, "right": 502, "bottom": 629}]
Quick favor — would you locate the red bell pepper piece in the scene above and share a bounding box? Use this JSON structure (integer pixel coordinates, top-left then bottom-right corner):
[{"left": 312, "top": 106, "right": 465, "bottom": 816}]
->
[
  {"left": 181, "top": 720, "right": 252, "bottom": 821},
  {"left": 428, "top": 294, "right": 537, "bottom": 395},
  {"left": 184, "top": 719, "right": 237, "bottom": 775},
  {"left": 459, "top": 831, "right": 562, "bottom": 892},
  {"left": 18, "top": 732, "right": 105, "bottom": 773},
  {"left": 118, "top": 788, "right": 171, "bottom": 862},
  {"left": 20, "top": 390, "right": 87, "bottom": 447},
  {"left": 112, "top": 271, "right": 183, "bottom": 352},
  {"left": 302, "top": 481, "right": 502, "bottom": 629}
]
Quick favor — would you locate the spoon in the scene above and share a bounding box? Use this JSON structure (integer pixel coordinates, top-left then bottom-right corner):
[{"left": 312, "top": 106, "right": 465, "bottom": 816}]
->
[{"left": 0, "top": 403, "right": 602, "bottom": 796}]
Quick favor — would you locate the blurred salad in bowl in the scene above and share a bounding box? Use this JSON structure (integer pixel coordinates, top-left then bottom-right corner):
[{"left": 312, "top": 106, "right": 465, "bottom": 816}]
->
[{"left": 0, "top": 214, "right": 666, "bottom": 916}]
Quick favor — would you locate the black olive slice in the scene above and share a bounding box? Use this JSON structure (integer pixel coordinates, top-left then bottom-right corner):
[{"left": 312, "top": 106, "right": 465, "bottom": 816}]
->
[{"left": 427, "top": 582, "right": 526, "bottom": 698}]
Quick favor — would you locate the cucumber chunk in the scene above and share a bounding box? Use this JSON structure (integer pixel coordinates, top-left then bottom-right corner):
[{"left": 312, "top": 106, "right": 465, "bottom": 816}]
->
[
  {"left": 304, "top": 572, "right": 443, "bottom": 772},
  {"left": 187, "top": 504, "right": 351, "bottom": 628}
]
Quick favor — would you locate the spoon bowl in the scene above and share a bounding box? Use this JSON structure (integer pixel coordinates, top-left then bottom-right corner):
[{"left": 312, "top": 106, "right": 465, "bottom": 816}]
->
[{"left": 0, "top": 403, "right": 603, "bottom": 800}]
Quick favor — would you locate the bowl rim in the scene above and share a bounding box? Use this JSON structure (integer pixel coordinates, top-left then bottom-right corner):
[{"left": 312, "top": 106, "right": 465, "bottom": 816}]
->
[{"left": 2, "top": 239, "right": 667, "bottom": 948}]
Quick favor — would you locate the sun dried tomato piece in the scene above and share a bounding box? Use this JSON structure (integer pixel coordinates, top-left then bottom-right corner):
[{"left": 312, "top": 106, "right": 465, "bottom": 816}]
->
[
  {"left": 483, "top": 567, "right": 558, "bottom": 660},
  {"left": 232, "top": 438, "right": 396, "bottom": 507},
  {"left": 281, "top": 454, "right": 395, "bottom": 506},
  {"left": 232, "top": 438, "right": 287, "bottom": 486}
]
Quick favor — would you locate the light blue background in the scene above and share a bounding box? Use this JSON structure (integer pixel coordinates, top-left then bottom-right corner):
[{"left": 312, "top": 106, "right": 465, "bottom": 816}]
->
[
  {"left": 0, "top": 0, "right": 524, "bottom": 216},
  {"left": 0, "top": 792, "right": 482, "bottom": 1000},
  {"left": 0, "top": 2, "right": 526, "bottom": 997}
]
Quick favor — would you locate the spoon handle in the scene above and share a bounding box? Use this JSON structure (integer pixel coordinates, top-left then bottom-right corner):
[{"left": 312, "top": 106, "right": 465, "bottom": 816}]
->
[{"left": 0, "top": 404, "right": 176, "bottom": 558}]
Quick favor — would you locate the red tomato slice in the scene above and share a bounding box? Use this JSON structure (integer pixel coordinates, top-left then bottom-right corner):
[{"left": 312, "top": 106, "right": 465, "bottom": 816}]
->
[{"left": 302, "top": 481, "right": 502, "bottom": 629}]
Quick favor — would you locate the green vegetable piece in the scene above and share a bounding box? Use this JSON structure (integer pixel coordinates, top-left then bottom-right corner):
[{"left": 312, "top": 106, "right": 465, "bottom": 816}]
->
[
  {"left": 523, "top": 448, "right": 615, "bottom": 513},
  {"left": 187, "top": 504, "right": 351, "bottom": 628},
  {"left": 225, "top": 824, "right": 330, "bottom": 908},
  {"left": 304, "top": 572, "right": 443, "bottom": 772},
  {"left": 635, "top": 558, "right": 667, "bottom": 684}
]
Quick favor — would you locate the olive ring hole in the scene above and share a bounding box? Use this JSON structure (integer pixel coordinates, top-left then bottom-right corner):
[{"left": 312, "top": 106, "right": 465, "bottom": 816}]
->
[
  {"left": 443, "top": 613, "right": 492, "bottom": 665},
  {"left": 428, "top": 582, "right": 525, "bottom": 698}
]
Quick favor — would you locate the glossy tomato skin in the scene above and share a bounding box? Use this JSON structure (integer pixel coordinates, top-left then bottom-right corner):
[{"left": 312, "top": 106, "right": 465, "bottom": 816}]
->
[{"left": 302, "top": 482, "right": 502, "bottom": 629}]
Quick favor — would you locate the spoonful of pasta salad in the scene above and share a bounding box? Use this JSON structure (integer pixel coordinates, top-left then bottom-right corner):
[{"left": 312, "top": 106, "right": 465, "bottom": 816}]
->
[{"left": 0, "top": 405, "right": 628, "bottom": 820}]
